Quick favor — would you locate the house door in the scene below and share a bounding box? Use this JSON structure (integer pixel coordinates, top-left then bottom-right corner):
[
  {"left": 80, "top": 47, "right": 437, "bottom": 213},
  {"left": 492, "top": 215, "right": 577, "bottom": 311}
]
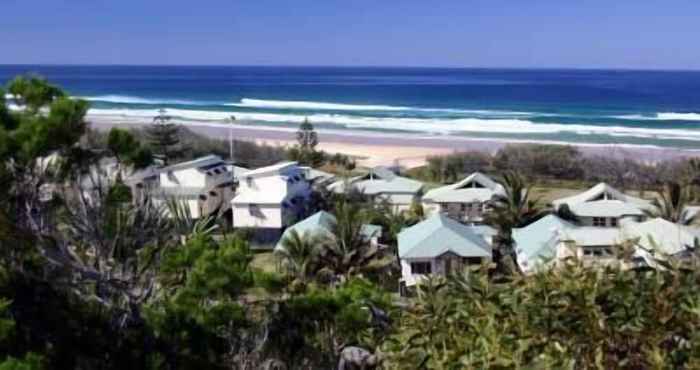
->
[{"left": 444, "top": 256, "right": 461, "bottom": 275}]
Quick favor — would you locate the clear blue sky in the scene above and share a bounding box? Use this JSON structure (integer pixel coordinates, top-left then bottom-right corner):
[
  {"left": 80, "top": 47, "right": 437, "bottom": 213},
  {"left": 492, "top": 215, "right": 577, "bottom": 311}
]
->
[{"left": 2, "top": 0, "right": 699, "bottom": 69}]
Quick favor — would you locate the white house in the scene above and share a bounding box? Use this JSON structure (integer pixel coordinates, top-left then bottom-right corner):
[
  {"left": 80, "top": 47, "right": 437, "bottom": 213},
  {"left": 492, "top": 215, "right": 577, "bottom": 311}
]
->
[
  {"left": 552, "top": 183, "right": 653, "bottom": 227},
  {"left": 152, "top": 155, "right": 235, "bottom": 219},
  {"left": 398, "top": 214, "right": 494, "bottom": 291},
  {"left": 231, "top": 161, "right": 311, "bottom": 232},
  {"left": 422, "top": 172, "right": 504, "bottom": 224},
  {"left": 328, "top": 167, "right": 423, "bottom": 212},
  {"left": 513, "top": 214, "right": 700, "bottom": 273},
  {"left": 513, "top": 214, "right": 626, "bottom": 273}
]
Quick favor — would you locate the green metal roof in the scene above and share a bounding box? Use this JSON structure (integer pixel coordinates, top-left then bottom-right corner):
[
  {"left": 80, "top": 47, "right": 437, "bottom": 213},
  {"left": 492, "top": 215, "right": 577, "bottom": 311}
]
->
[
  {"left": 275, "top": 211, "right": 382, "bottom": 251},
  {"left": 398, "top": 214, "right": 491, "bottom": 259}
]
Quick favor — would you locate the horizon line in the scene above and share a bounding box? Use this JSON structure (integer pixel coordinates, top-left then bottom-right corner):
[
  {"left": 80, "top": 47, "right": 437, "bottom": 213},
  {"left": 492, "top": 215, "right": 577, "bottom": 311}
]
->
[{"left": 1, "top": 63, "right": 699, "bottom": 73}]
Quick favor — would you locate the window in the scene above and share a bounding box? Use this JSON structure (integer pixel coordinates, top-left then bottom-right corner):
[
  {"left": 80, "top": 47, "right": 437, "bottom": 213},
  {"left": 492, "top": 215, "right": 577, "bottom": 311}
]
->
[
  {"left": 592, "top": 217, "right": 606, "bottom": 227},
  {"left": 249, "top": 204, "right": 262, "bottom": 216},
  {"left": 410, "top": 262, "right": 431, "bottom": 274},
  {"left": 582, "top": 246, "right": 613, "bottom": 258},
  {"left": 610, "top": 218, "right": 618, "bottom": 227},
  {"left": 246, "top": 177, "right": 253, "bottom": 187}
]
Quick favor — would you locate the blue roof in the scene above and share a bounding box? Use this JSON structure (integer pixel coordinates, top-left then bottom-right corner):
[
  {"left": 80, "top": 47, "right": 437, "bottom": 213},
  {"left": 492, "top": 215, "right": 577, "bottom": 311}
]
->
[
  {"left": 398, "top": 214, "right": 491, "bottom": 259},
  {"left": 275, "top": 211, "right": 382, "bottom": 251},
  {"left": 513, "top": 214, "right": 574, "bottom": 267}
]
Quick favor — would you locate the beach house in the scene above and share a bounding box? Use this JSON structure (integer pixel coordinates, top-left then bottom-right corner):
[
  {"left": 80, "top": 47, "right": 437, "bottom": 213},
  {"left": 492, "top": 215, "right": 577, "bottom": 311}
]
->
[
  {"left": 513, "top": 214, "right": 624, "bottom": 273},
  {"left": 551, "top": 183, "right": 652, "bottom": 227},
  {"left": 151, "top": 155, "right": 235, "bottom": 219},
  {"left": 274, "top": 210, "right": 382, "bottom": 251},
  {"left": 231, "top": 161, "right": 311, "bottom": 235},
  {"left": 398, "top": 214, "right": 493, "bottom": 292},
  {"left": 422, "top": 172, "right": 504, "bottom": 224},
  {"left": 328, "top": 167, "right": 423, "bottom": 212}
]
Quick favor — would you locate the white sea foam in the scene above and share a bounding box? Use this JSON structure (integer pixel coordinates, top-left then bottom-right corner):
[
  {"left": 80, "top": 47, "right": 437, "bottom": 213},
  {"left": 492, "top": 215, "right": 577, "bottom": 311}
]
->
[
  {"left": 87, "top": 107, "right": 700, "bottom": 142},
  {"left": 229, "top": 98, "right": 537, "bottom": 116},
  {"left": 80, "top": 95, "right": 222, "bottom": 106},
  {"left": 613, "top": 112, "right": 700, "bottom": 121}
]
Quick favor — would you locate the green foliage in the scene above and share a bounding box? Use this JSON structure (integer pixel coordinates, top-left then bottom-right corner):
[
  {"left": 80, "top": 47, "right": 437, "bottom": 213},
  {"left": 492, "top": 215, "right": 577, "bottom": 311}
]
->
[
  {"left": 107, "top": 127, "right": 153, "bottom": 169},
  {"left": 383, "top": 261, "right": 700, "bottom": 369},
  {"left": 7, "top": 76, "right": 63, "bottom": 113},
  {"left": 146, "top": 109, "right": 182, "bottom": 163}
]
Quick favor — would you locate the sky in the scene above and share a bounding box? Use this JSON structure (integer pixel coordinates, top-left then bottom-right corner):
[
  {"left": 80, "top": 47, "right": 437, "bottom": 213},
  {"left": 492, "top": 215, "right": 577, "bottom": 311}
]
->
[{"left": 2, "top": 0, "right": 699, "bottom": 69}]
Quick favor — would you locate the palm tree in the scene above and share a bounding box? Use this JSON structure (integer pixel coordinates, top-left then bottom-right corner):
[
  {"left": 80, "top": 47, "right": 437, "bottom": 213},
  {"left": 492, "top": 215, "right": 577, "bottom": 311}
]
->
[
  {"left": 317, "top": 200, "right": 395, "bottom": 284},
  {"left": 486, "top": 171, "right": 543, "bottom": 275},
  {"left": 275, "top": 229, "right": 321, "bottom": 288},
  {"left": 646, "top": 181, "right": 696, "bottom": 225}
]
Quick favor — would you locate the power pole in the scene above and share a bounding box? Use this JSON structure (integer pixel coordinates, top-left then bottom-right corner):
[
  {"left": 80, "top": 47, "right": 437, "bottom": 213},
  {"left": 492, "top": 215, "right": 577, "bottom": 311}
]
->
[{"left": 229, "top": 115, "right": 236, "bottom": 164}]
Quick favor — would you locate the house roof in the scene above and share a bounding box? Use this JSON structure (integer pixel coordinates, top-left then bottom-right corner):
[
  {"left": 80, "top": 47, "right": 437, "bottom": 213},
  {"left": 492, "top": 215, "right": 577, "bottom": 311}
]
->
[
  {"left": 423, "top": 172, "right": 504, "bottom": 203},
  {"left": 622, "top": 217, "right": 700, "bottom": 255},
  {"left": 162, "top": 155, "right": 225, "bottom": 173},
  {"left": 274, "top": 211, "right": 382, "bottom": 251},
  {"left": 514, "top": 215, "right": 575, "bottom": 268},
  {"left": 301, "top": 167, "right": 336, "bottom": 183},
  {"left": 569, "top": 200, "right": 646, "bottom": 218},
  {"left": 227, "top": 164, "right": 250, "bottom": 179},
  {"left": 398, "top": 214, "right": 491, "bottom": 259},
  {"left": 328, "top": 167, "right": 423, "bottom": 196},
  {"left": 243, "top": 161, "right": 298, "bottom": 178},
  {"left": 552, "top": 183, "right": 652, "bottom": 215}
]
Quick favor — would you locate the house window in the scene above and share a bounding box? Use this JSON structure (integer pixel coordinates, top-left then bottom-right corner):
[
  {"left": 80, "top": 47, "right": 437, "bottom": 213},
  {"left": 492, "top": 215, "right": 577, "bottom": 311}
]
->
[
  {"left": 592, "top": 217, "right": 606, "bottom": 227},
  {"left": 249, "top": 204, "right": 261, "bottom": 216},
  {"left": 410, "top": 262, "right": 432, "bottom": 274},
  {"left": 246, "top": 177, "right": 253, "bottom": 187},
  {"left": 582, "top": 246, "right": 613, "bottom": 258},
  {"left": 610, "top": 218, "right": 618, "bottom": 227}
]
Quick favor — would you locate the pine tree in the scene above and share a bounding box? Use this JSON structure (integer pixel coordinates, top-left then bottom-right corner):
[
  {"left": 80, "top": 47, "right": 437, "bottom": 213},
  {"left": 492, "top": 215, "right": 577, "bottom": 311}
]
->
[
  {"left": 147, "top": 109, "right": 181, "bottom": 163},
  {"left": 296, "top": 117, "right": 318, "bottom": 151}
]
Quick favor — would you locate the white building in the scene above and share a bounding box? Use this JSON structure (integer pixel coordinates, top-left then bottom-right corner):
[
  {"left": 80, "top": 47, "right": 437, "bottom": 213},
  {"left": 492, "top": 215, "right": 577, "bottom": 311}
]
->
[
  {"left": 398, "top": 214, "right": 494, "bottom": 292},
  {"left": 552, "top": 182, "right": 653, "bottom": 227},
  {"left": 152, "top": 155, "right": 235, "bottom": 219},
  {"left": 328, "top": 167, "right": 423, "bottom": 213},
  {"left": 422, "top": 172, "right": 504, "bottom": 224},
  {"left": 514, "top": 214, "right": 700, "bottom": 273},
  {"left": 231, "top": 161, "right": 311, "bottom": 231}
]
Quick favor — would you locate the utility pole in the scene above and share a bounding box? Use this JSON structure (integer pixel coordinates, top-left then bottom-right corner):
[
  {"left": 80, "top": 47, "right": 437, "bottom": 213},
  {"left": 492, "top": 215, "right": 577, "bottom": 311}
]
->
[{"left": 229, "top": 115, "right": 236, "bottom": 164}]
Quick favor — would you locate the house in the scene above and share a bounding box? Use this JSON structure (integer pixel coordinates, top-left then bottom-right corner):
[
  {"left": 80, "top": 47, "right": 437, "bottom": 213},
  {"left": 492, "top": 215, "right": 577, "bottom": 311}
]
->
[
  {"left": 274, "top": 210, "right": 382, "bottom": 251},
  {"left": 152, "top": 155, "right": 235, "bottom": 218},
  {"left": 620, "top": 217, "right": 700, "bottom": 265},
  {"left": 231, "top": 161, "right": 311, "bottom": 236},
  {"left": 552, "top": 183, "right": 652, "bottom": 227},
  {"left": 328, "top": 167, "right": 423, "bottom": 212},
  {"left": 398, "top": 214, "right": 493, "bottom": 291},
  {"left": 514, "top": 214, "right": 625, "bottom": 273},
  {"left": 422, "top": 172, "right": 504, "bottom": 224}
]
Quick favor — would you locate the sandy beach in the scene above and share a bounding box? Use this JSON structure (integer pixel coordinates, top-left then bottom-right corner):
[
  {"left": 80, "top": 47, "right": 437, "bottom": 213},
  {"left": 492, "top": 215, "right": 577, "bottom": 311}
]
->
[{"left": 90, "top": 117, "right": 700, "bottom": 169}]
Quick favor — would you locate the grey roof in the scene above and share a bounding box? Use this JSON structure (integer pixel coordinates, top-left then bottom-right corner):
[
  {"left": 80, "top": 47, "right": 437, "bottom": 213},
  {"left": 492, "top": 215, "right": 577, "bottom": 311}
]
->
[
  {"left": 162, "top": 155, "right": 225, "bottom": 173},
  {"left": 275, "top": 211, "right": 382, "bottom": 251},
  {"left": 423, "top": 172, "right": 504, "bottom": 203},
  {"left": 328, "top": 166, "right": 423, "bottom": 196},
  {"left": 301, "top": 167, "right": 336, "bottom": 184},
  {"left": 569, "top": 200, "right": 646, "bottom": 218},
  {"left": 621, "top": 217, "right": 700, "bottom": 255},
  {"left": 552, "top": 182, "right": 652, "bottom": 214},
  {"left": 243, "top": 161, "right": 298, "bottom": 178},
  {"left": 513, "top": 215, "right": 573, "bottom": 268},
  {"left": 398, "top": 214, "right": 491, "bottom": 259}
]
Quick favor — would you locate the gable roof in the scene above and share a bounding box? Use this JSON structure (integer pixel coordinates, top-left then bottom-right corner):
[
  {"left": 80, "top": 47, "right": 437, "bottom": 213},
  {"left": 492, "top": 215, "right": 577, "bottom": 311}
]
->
[
  {"left": 423, "top": 172, "right": 505, "bottom": 203},
  {"left": 553, "top": 183, "right": 650, "bottom": 209},
  {"left": 622, "top": 217, "right": 700, "bottom": 255},
  {"left": 274, "top": 211, "right": 382, "bottom": 251},
  {"left": 243, "top": 161, "right": 299, "bottom": 178},
  {"left": 398, "top": 214, "right": 491, "bottom": 259},
  {"left": 328, "top": 167, "right": 423, "bottom": 196},
  {"left": 513, "top": 215, "right": 575, "bottom": 268},
  {"left": 162, "top": 155, "right": 225, "bottom": 173}
]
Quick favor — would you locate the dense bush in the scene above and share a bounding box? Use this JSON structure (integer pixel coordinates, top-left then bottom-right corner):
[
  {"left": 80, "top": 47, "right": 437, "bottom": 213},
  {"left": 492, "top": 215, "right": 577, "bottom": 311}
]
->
[{"left": 383, "top": 258, "right": 700, "bottom": 369}]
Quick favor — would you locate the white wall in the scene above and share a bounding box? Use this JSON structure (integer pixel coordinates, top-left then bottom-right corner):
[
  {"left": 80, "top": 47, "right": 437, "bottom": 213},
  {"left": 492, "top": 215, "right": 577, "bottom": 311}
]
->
[{"left": 233, "top": 204, "right": 284, "bottom": 228}]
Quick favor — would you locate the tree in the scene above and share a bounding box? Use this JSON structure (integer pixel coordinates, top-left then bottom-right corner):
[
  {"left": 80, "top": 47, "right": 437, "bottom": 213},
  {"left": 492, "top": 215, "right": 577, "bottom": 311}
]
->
[
  {"left": 296, "top": 118, "right": 318, "bottom": 151},
  {"left": 7, "top": 75, "right": 64, "bottom": 113},
  {"left": 316, "top": 201, "right": 396, "bottom": 284},
  {"left": 107, "top": 127, "right": 154, "bottom": 169},
  {"left": 146, "top": 109, "right": 181, "bottom": 164},
  {"left": 646, "top": 181, "right": 696, "bottom": 225},
  {"left": 485, "top": 171, "right": 543, "bottom": 275},
  {"left": 275, "top": 230, "right": 321, "bottom": 291}
]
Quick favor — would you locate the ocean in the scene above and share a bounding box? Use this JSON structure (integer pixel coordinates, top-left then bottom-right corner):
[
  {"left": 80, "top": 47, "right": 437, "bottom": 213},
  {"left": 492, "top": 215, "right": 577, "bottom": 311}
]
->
[{"left": 2, "top": 65, "right": 700, "bottom": 149}]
